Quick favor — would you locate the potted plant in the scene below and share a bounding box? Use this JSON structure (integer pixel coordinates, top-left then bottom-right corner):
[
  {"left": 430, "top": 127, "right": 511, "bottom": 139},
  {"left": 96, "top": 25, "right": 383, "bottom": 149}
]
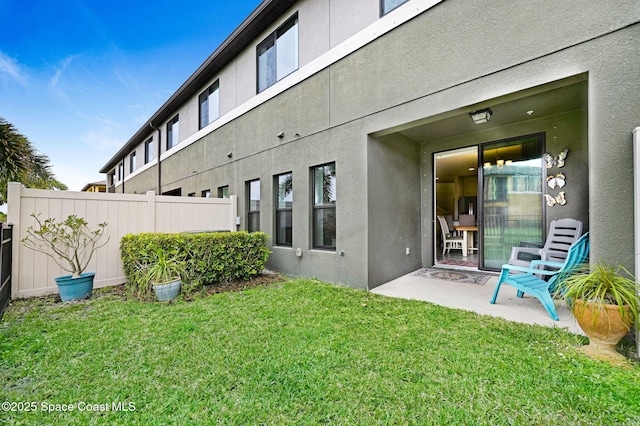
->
[
  {"left": 558, "top": 260, "right": 639, "bottom": 363},
  {"left": 143, "top": 248, "right": 186, "bottom": 301},
  {"left": 22, "top": 214, "right": 109, "bottom": 302}
]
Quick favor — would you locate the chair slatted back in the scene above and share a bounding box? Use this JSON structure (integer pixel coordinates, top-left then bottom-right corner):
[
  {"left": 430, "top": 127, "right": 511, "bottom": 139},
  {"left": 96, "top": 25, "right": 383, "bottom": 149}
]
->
[
  {"left": 437, "top": 215, "right": 451, "bottom": 238},
  {"left": 543, "top": 218, "right": 583, "bottom": 263},
  {"left": 548, "top": 232, "right": 589, "bottom": 289}
]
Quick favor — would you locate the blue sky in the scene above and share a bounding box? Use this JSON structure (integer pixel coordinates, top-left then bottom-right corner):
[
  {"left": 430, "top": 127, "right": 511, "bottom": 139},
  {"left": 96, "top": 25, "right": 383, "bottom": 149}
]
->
[{"left": 0, "top": 0, "right": 261, "bottom": 191}]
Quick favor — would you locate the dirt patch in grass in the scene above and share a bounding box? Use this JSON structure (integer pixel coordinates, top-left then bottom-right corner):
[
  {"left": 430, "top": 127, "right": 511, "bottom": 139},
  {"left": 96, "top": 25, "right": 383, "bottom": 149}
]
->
[
  {"left": 6, "top": 270, "right": 287, "bottom": 310},
  {"left": 90, "top": 269, "right": 286, "bottom": 302},
  {"left": 184, "top": 270, "right": 286, "bottom": 300}
]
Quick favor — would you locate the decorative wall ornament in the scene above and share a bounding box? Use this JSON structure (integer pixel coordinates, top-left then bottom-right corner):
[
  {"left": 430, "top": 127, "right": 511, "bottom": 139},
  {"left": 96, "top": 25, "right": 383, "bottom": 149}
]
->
[
  {"left": 543, "top": 149, "right": 568, "bottom": 169},
  {"left": 547, "top": 173, "right": 566, "bottom": 189},
  {"left": 545, "top": 192, "right": 567, "bottom": 207}
]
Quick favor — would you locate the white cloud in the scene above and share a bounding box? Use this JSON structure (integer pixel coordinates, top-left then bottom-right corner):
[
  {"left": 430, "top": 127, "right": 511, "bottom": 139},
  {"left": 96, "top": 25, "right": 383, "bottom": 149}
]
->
[
  {"left": 0, "top": 51, "right": 27, "bottom": 85},
  {"left": 82, "top": 127, "right": 126, "bottom": 152},
  {"left": 49, "top": 55, "right": 78, "bottom": 88}
]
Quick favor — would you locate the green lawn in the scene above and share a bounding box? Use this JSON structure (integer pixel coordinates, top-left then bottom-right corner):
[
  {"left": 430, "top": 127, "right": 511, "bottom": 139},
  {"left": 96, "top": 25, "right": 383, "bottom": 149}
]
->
[{"left": 1, "top": 278, "right": 639, "bottom": 425}]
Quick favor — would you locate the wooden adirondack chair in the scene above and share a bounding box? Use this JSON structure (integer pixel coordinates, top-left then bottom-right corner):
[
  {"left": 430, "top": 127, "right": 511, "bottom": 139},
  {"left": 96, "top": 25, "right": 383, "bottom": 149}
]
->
[{"left": 490, "top": 232, "right": 589, "bottom": 320}]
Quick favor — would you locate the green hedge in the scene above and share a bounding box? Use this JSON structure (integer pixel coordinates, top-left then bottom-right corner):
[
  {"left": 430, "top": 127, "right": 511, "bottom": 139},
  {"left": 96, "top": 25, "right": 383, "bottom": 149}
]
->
[{"left": 120, "top": 231, "right": 270, "bottom": 295}]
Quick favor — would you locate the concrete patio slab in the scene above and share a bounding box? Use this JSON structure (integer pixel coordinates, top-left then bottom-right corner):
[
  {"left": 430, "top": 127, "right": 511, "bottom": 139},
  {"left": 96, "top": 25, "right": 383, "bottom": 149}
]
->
[{"left": 371, "top": 269, "right": 584, "bottom": 335}]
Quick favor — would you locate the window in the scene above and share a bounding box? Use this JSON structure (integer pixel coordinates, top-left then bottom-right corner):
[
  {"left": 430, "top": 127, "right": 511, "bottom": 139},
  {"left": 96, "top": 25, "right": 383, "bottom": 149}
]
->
[
  {"left": 144, "top": 138, "right": 154, "bottom": 164},
  {"left": 117, "top": 162, "right": 124, "bottom": 181},
  {"left": 312, "top": 163, "right": 336, "bottom": 250},
  {"left": 381, "top": 0, "right": 409, "bottom": 15},
  {"left": 218, "top": 185, "right": 229, "bottom": 199},
  {"left": 166, "top": 114, "right": 179, "bottom": 150},
  {"left": 129, "top": 151, "right": 136, "bottom": 173},
  {"left": 275, "top": 172, "right": 293, "bottom": 246},
  {"left": 202, "top": 189, "right": 211, "bottom": 198},
  {"left": 199, "top": 81, "right": 220, "bottom": 130},
  {"left": 246, "top": 179, "right": 260, "bottom": 232},
  {"left": 188, "top": 192, "right": 195, "bottom": 197},
  {"left": 257, "top": 14, "right": 298, "bottom": 93}
]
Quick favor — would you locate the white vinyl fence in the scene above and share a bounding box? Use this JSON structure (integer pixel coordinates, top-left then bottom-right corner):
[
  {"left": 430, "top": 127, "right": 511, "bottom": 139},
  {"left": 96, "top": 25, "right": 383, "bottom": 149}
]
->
[{"left": 7, "top": 182, "right": 237, "bottom": 299}]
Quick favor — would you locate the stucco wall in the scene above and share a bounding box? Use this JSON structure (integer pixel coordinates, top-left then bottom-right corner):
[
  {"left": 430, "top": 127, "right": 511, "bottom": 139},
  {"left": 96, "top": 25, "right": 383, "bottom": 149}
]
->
[
  {"left": 367, "top": 133, "right": 422, "bottom": 288},
  {"left": 119, "top": 0, "right": 640, "bottom": 286}
]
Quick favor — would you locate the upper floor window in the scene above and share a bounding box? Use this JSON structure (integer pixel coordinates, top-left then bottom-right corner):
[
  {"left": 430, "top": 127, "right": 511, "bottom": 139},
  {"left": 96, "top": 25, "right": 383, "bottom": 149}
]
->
[
  {"left": 312, "top": 163, "right": 336, "bottom": 250},
  {"left": 144, "top": 138, "right": 154, "bottom": 164},
  {"left": 275, "top": 172, "right": 293, "bottom": 246},
  {"left": 129, "top": 151, "right": 136, "bottom": 173},
  {"left": 199, "top": 81, "right": 220, "bottom": 130},
  {"left": 257, "top": 13, "right": 298, "bottom": 93},
  {"left": 166, "top": 114, "right": 179, "bottom": 150},
  {"left": 381, "top": 0, "right": 409, "bottom": 16},
  {"left": 117, "top": 161, "right": 124, "bottom": 182}
]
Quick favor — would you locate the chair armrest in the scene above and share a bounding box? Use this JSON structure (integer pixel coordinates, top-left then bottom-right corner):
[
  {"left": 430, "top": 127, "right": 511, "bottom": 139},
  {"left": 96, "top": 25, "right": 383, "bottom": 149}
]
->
[
  {"left": 519, "top": 241, "right": 544, "bottom": 248},
  {"left": 541, "top": 250, "right": 569, "bottom": 263},
  {"left": 530, "top": 260, "right": 564, "bottom": 270},
  {"left": 509, "top": 247, "right": 542, "bottom": 263},
  {"left": 500, "top": 263, "right": 559, "bottom": 276}
]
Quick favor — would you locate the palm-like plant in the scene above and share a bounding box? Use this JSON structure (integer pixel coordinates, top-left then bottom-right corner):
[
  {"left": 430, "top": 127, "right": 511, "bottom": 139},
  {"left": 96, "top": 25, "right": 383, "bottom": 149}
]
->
[
  {"left": 0, "top": 117, "right": 67, "bottom": 204},
  {"left": 559, "top": 261, "right": 639, "bottom": 324}
]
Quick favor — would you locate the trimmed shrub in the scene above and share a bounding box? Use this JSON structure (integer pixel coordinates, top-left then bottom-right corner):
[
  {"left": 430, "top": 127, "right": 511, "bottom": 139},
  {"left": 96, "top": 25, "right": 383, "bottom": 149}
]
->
[{"left": 120, "top": 232, "right": 270, "bottom": 296}]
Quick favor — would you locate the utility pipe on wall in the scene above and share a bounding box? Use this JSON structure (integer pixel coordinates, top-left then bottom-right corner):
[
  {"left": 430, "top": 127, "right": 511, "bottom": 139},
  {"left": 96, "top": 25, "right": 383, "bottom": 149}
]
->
[
  {"left": 150, "top": 122, "right": 161, "bottom": 194},
  {"left": 632, "top": 126, "right": 640, "bottom": 356}
]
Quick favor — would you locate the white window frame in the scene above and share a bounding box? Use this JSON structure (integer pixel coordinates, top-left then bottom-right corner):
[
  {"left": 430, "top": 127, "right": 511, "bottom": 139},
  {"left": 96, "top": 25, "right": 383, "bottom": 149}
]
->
[
  {"left": 257, "top": 13, "right": 299, "bottom": 93},
  {"left": 144, "top": 138, "right": 154, "bottom": 164},
  {"left": 166, "top": 114, "right": 179, "bottom": 150},
  {"left": 199, "top": 81, "right": 220, "bottom": 130},
  {"left": 381, "top": 0, "right": 410, "bottom": 16}
]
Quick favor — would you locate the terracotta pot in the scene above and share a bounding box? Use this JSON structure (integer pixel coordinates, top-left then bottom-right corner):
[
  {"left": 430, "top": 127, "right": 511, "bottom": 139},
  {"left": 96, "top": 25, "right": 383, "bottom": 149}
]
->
[{"left": 572, "top": 299, "right": 633, "bottom": 363}]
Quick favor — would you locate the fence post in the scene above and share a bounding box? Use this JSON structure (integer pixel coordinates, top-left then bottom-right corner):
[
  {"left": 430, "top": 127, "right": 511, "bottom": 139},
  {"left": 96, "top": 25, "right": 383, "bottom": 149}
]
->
[
  {"left": 0, "top": 223, "right": 13, "bottom": 319},
  {"left": 7, "top": 182, "right": 22, "bottom": 299}
]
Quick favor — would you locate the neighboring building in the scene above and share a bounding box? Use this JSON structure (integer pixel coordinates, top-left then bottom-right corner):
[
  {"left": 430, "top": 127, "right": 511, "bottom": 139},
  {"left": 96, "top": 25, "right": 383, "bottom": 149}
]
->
[
  {"left": 81, "top": 181, "right": 107, "bottom": 193},
  {"left": 100, "top": 0, "right": 640, "bottom": 290}
]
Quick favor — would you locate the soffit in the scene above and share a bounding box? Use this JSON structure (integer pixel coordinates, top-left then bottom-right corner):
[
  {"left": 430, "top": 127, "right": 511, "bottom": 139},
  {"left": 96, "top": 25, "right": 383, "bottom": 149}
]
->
[
  {"left": 405, "top": 77, "right": 588, "bottom": 183},
  {"left": 398, "top": 78, "right": 588, "bottom": 144}
]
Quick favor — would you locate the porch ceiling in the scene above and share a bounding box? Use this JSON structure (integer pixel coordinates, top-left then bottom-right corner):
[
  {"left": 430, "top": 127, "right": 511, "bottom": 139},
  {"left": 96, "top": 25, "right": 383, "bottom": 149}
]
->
[
  {"left": 392, "top": 77, "right": 587, "bottom": 183},
  {"left": 398, "top": 78, "right": 588, "bottom": 144}
]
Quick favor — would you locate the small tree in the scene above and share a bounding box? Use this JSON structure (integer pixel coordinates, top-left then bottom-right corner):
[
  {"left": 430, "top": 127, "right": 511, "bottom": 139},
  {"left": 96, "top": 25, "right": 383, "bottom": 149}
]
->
[
  {"left": 22, "top": 214, "right": 109, "bottom": 278},
  {"left": 0, "top": 117, "right": 67, "bottom": 205}
]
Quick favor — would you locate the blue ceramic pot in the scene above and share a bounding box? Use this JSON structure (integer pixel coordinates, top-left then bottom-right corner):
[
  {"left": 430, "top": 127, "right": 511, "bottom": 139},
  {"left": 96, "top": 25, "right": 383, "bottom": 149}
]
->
[
  {"left": 153, "top": 279, "right": 181, "bottom": 301},
  {"left": 54, "top": 272, "right": 95, "bottom": 302}
]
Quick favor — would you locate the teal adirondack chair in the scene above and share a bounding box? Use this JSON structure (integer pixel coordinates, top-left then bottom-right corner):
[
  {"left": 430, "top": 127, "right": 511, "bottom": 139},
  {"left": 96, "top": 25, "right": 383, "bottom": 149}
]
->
[{"left": 490, "top": 232, "right": 589, "bottom": 320}]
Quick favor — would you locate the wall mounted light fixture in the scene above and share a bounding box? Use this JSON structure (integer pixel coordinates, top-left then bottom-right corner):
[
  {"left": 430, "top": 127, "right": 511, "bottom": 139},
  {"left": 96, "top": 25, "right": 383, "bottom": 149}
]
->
[
  {"left": 277, "top": 131, "right": 285, "bottom": 139},
  {"left": 469, "top": 108, "right": 492, "bottom": 124}
]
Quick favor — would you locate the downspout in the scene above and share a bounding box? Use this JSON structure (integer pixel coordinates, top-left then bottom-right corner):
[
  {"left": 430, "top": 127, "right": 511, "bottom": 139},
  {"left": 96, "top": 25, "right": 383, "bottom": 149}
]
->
[
  {"left": 150, "top": 122, "right": 162, "bottom": 194},
  {"left": 633, "top": 126, "right": 640, "bottom": 356},
  {"left": 120, "top": 156, "right": 125, "bottom": 194}
]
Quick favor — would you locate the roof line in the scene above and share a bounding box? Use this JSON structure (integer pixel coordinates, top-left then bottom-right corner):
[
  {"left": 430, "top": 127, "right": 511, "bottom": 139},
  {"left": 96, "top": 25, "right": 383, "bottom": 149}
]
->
[{"left": 100, "top": 0, "right": 296, "bottom": 173}]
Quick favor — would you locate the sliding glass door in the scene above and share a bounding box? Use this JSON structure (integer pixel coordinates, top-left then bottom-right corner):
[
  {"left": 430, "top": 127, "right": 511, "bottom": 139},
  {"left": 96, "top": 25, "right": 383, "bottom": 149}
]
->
[{"left": 480, "top": 134, "right": 544, "bottom": 270}]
